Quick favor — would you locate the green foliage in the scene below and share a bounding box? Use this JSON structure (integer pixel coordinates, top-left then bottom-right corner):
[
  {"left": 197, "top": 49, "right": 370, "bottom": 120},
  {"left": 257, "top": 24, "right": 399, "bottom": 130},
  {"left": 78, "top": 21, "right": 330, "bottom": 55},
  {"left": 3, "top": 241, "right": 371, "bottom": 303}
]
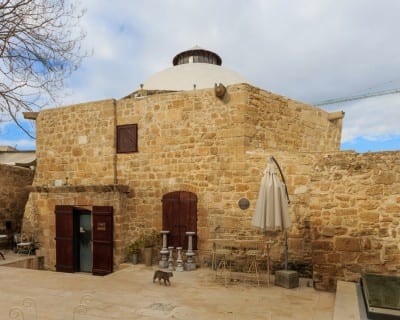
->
[
  {"left": 140, "top": 229, "right": 160, "bottom": 248},
  {"left": 127, "top": 240, "right": 142, "bottom": 254},
  {"left": 128, "top": 229, "right": 160, "bottom": 254}
]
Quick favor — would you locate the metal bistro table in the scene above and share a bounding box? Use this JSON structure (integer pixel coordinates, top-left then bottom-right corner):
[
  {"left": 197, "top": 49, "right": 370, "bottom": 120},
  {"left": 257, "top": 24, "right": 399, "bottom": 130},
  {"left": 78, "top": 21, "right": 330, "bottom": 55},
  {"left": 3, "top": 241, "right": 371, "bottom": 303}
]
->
[{"left": 210, "top": 238, "right": 274, "bottom": 286}]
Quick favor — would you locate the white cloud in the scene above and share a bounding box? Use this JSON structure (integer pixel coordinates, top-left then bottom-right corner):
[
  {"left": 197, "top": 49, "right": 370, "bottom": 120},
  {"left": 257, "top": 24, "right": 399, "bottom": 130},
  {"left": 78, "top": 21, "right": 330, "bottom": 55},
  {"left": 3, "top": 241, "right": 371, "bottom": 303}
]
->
[
  {"left": 0, "top": 137, "right": 35, "bottom": 150},
  {"left": 3, "top": 0, "right": 400, "bottom": 152},
  {"left": 338, "top": 94, "right": 400, "bottom": 143}
]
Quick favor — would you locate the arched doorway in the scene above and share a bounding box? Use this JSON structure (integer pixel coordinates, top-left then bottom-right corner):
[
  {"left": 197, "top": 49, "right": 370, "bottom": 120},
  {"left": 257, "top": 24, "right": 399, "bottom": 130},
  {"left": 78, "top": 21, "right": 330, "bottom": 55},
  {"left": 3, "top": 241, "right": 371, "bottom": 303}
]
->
[{"left": 162, "top": 191, "right": 197, "bottom": 250}]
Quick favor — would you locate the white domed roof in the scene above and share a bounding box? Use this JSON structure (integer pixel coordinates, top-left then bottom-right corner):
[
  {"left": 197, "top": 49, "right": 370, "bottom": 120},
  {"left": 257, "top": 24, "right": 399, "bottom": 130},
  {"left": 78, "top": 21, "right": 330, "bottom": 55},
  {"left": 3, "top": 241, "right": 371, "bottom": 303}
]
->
[
  {"left": 138, "top": 46, "right": 249, "bottom": 91},
  {"left": 141, "top": 63, "right": 248, "bottom": 91}
]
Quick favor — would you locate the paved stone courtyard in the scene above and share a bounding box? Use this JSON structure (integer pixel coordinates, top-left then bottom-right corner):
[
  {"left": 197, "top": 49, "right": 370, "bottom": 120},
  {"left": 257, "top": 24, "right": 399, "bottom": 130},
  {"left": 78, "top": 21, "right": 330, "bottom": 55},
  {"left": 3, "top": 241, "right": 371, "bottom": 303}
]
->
[{"left": 0, "top": 256, "right": 335, "bottom": 320}]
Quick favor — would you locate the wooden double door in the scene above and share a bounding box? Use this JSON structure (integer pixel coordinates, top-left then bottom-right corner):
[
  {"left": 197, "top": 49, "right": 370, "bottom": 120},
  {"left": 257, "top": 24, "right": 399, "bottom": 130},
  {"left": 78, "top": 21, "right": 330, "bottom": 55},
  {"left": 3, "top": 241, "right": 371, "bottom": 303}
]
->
[
  {"left": 162, "top": 191, "right": 197, "bottom": 250},
  {"left": 54, "top": 205, "right": 113, "bottom": 275}
]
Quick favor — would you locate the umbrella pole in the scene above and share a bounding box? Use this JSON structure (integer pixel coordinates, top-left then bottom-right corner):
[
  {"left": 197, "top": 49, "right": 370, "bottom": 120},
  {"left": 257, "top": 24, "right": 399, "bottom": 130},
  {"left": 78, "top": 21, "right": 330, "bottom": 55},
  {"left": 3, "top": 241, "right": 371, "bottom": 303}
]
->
[
  {"left": 270, "top": 156, "right": 290, "bottom": 204},
  {"left": 269, "top": 156, "right": 290, "bottom": 270},
  {"left": 284, "top": 230, "right": 288, "bottom": 270}
]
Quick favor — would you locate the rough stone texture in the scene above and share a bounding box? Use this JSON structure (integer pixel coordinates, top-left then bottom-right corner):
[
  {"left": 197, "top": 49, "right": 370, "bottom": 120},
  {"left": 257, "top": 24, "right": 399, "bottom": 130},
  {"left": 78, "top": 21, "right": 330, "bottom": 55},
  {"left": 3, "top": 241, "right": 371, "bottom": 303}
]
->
[
  {"left": 246, "top": 86, "right": 343, "bottom": 152},
  {"left": 0, "top": 164, "right": 34, "bottom": 232},
  {"left": 20, "top": 83, "right": 400, "bottom": 291},
  {"left": 25, "top": 84, "right": 341, "bottom": 272},
  {"left": 34, "top": 99, "right": 116, "bottom": 187},
  {"left": 309, "top": 151, "right": 400, "bottom": 290}
]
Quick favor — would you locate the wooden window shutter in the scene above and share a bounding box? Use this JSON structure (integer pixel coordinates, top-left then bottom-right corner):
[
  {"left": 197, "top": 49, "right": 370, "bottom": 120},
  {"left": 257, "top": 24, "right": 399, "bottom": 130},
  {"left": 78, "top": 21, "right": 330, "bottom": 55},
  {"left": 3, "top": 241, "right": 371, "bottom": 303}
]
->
[{"left": 117, "top": 124, "right": 138, "bottom": 153}]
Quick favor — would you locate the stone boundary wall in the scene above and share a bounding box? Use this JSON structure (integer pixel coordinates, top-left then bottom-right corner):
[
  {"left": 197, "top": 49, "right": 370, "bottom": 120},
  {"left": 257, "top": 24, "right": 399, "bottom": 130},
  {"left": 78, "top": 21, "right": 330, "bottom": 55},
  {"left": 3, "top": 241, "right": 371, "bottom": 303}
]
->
[
  {"left": 0, "top": 164, "right": 34, "bottom": 232},
  {"left": 244, "top": 150, "right": 400, "bottom": 291},
  {"left": 2, "top": 255, "right": 44, "bottom": 270},
  {"left": 244, "top": 151, "right": 317, "bottom": 275},
  {"left": 310, "top": 151, "right": 400, "bottom": 291}
]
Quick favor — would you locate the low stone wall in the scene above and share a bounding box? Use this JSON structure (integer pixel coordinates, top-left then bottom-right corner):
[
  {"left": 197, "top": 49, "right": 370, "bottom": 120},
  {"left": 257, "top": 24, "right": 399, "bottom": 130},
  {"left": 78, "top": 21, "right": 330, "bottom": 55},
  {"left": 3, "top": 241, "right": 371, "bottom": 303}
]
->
[
  {"left": 243, "top": 150, "right": 400, "bottom": 291},
  {"left": 1, "top": 255, "right": 44, "bottom": 270},
  {"left": 0, "top": 164, "right": 34, "bottom": 232},
  {"left": 309, "top": 151, "right": 400, "bottom": 291}
]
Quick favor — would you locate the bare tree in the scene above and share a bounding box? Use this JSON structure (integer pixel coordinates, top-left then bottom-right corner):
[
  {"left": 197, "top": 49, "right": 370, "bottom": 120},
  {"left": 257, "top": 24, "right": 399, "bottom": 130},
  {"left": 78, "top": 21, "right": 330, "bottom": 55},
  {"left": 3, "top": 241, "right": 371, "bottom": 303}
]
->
[{"left": 0, "top": 0, "right": 87, "bottom": 138}]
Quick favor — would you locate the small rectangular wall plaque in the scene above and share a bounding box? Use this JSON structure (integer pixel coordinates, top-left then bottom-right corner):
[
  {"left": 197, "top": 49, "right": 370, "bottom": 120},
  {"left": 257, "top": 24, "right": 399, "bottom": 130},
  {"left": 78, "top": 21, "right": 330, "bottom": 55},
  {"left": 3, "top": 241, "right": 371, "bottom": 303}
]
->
[{"left": 97, "top": 222, "right": 106, "bottom": 231}]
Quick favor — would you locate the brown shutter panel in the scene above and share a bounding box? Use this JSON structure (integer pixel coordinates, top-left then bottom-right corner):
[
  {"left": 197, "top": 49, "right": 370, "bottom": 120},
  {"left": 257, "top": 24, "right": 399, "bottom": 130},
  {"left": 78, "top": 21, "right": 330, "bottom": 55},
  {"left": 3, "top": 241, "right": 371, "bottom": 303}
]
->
[
  {"left": 92, "top": 206, "right": 113, "bottom": 275},
  {"left": 117, "top": 124, "right": 138, "bottom": 153},
  {"left": 55, "top": 205, "right": 76, "bottom": 273}
]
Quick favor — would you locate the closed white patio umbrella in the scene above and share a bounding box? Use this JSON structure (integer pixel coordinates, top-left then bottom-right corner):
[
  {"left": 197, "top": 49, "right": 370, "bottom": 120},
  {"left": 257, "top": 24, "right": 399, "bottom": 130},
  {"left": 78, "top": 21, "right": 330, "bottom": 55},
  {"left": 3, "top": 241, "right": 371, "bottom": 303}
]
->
[{"left": 252, "top": 156, "right": 291, "bottom": 269}]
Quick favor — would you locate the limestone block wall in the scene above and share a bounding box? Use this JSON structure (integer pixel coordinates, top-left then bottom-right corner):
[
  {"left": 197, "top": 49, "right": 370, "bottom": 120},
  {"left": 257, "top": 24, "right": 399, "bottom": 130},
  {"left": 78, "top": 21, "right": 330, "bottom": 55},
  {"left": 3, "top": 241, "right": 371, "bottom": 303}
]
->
[
  {"left": 24, "top": 82, "right": 400, "bottom": 290},
  {"left": 0, "top": 164, "right": 34, "bottom": 232},
  {"left": 34, "top": 99, "right": 117, "bottom": 186},
  {"left": 246, "top": 86, "right": 343, "bottom": 152},
  {"left": 244, "top": 150, "right": 400, "bottom": 291},
  {"left": 116, "top": 84, "right": 342, "bottom": 243},
  {"left": 309, "top": 151, "right": 400, "bottom": 291},
  {"left": 24, "top": 84, "right": 345, "bottom": 272},
  {"left": 116, "top": 85, "right": 250, "bottom": 247},
  {"left": 245, "top": 151, "right": 316, "bottom": 273}
]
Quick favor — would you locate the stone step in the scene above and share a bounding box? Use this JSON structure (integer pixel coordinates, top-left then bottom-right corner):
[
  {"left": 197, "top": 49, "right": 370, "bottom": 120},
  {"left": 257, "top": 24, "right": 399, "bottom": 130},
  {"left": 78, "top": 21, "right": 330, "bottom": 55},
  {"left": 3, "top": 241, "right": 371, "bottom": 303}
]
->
[{"left": 333, "top": 281, "right": 361, "bottom": 320}]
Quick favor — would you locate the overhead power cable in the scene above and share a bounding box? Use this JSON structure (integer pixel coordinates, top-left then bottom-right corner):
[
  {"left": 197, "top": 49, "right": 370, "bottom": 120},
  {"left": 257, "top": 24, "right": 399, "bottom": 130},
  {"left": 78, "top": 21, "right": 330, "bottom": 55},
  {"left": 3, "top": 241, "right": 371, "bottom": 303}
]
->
[{"left": 314, "top": 88, "right": 400, "bottom": 106}]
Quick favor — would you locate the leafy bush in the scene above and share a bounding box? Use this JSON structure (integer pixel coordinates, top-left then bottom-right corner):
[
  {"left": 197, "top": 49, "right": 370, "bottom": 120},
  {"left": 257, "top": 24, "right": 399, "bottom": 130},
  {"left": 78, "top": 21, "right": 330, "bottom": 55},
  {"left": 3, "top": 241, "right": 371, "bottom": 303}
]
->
[
  {"left": 140, "top": 229, "right": 160, "bottom": 248},
  {"left": 128, "top": 229, "right": 160, "bottom": 254},
  {"left": 128, "top": 240, "right": 142, "bottom": 254}
]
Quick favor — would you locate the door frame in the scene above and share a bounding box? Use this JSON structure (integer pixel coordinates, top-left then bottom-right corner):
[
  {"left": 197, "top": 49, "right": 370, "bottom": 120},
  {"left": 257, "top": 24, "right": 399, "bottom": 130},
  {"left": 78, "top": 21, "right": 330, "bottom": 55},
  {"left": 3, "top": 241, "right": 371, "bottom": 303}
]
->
[
  {"left": 162, "top": 191, "right": 198, "bottom": 250},
  {"left": 54, "top": 205, "right": 113, "bottom": 275}
]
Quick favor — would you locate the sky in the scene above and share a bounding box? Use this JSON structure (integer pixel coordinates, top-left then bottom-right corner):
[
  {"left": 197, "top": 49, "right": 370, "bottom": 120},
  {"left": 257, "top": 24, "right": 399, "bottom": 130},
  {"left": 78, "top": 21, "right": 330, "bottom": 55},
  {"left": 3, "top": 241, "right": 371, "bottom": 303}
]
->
[{"left": 1, "top": 0, "right": 400, "bottom": 152}]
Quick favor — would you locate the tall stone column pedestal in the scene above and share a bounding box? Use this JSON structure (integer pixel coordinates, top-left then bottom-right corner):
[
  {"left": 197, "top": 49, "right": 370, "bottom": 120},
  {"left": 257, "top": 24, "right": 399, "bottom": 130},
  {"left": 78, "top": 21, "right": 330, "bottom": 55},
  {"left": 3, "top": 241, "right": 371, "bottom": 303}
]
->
[
  {"left": 185, "top": 231, "right": 196, "bottom": 271},
  {"left": 159, "top": 230, "right": 170, "bottom": 268}
]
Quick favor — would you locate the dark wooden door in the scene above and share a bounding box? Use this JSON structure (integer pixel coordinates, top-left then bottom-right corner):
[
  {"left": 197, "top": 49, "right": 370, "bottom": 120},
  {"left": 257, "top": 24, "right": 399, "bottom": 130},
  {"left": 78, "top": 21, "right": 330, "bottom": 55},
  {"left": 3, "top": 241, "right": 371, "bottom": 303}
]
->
[
  {"left": 162, "top": 191, "right": 197, "bottom": 250},
  {"left": 55, "top": 205, "right": 76, "bottom": 272},
  {"left": 92, "top": 206, "right": 113, "bottom": 276}
]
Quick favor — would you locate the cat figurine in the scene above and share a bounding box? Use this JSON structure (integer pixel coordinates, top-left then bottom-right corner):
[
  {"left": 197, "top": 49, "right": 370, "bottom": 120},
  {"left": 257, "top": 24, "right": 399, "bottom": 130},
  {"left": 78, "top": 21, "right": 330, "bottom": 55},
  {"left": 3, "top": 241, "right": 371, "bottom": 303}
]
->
[{"left": 153, "top": 270, "right": 173, "bottom": 286}]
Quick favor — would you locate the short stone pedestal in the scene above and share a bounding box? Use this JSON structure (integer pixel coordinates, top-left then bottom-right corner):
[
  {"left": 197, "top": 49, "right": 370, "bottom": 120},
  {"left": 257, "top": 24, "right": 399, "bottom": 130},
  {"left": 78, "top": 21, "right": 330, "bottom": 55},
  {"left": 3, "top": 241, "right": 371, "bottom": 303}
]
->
[
  {"left": 143, "top": 247, "right": 153, "bottom": 267},
  {"left": 176, "top": 247, "right": 184, "bottom": 272},
  {"left": 159, "top": 230, "right": 170, "bottom": 268},
  {"left": 274, "top": 270, "right": 299, "bottom": 289},
  {"left": 185, "top": 231, "right": 196, "bottom": 271},
  {"left": 167, "top": 246, "right": 175, "bottom": 271}
]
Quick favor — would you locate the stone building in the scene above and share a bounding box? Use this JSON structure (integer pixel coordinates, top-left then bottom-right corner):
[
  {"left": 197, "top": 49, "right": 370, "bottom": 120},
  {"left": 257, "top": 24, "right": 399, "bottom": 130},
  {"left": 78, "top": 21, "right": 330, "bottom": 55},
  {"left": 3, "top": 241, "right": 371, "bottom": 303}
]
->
[
  {"left": 22, "top": 47, "right": 399, "bottom": 290},
  {"left": 0, "top": 147, "right": 35, "bottom": 236}
]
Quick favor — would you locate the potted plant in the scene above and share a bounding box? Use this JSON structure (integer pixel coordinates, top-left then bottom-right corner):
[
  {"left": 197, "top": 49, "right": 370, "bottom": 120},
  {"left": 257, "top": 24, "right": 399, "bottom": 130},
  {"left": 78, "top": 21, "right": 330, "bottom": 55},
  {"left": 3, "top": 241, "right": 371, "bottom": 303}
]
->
[
  {"left": 140, "top": 229, "right": 160, "bottom": 266},
  {"left": 128, "top": 239, "right": 142, "bottom": 264}
]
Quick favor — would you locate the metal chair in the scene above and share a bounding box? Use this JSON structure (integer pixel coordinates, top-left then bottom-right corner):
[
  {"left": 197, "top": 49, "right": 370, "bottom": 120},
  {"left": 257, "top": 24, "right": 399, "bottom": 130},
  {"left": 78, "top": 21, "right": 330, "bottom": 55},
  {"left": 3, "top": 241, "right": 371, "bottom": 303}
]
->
[{"left": 16, "top": 233, "right": 34, "bottom": 255}]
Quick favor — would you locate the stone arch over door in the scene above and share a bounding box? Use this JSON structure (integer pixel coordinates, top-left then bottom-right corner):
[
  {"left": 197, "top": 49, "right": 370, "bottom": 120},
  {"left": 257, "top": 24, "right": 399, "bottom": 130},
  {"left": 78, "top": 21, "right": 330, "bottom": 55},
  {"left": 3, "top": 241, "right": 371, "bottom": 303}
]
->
[{"left": 162, "top": 191, "right": 197, "bottom": 250}]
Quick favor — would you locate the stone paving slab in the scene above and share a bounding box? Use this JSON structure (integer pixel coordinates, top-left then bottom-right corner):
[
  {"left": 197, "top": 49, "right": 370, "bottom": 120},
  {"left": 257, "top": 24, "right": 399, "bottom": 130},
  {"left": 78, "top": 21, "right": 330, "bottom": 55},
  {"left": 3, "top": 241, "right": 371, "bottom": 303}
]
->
[{"left": 0, "top": 263, "right": 335, "bottom": 319}]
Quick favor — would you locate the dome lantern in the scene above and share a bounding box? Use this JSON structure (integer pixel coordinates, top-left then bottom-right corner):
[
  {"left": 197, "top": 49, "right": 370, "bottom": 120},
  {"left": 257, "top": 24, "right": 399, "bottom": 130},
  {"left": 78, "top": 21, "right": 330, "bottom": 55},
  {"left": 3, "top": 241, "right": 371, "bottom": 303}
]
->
[{"left": 172, "top": 46, "right": 222, "bottom": 66}]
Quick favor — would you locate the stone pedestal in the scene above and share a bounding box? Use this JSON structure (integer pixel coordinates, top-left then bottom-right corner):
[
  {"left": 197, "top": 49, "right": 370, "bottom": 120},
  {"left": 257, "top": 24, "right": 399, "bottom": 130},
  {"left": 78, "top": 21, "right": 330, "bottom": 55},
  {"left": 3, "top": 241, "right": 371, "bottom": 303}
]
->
[
  {"left": 159, "top": 230, "right": 170, "bottom": 268},
  {"left": 185, "top": 231, "right": 196, "bottom": 271},
  {"left": 131, "top": 253, "right": 139, "bottom": 265},
  {"left": 167, "top": 246, "right": 175, "bottom": 271},
  {"left": 143, "top": 247, "right": 153, "bottom": 267},
  {"left": 176, "top": 247, "right": 184, "bottom": 272},
  {"left": 274, "top": 270, "right": 299, "bottom": 289}
]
